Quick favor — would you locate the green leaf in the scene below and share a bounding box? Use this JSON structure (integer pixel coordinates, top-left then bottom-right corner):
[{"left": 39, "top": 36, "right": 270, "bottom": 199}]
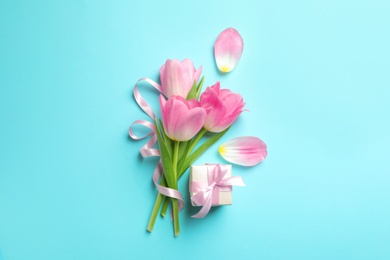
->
[
  {"left": 159, "top": 119, "right": 172, "bottom": 159},
  {"left": 178, "top": 140, "right": 189, "bottom": 163},
  {"left": 186, "top": 80, "right": 198, "bottom": 100},
  {"left": 179, "top": 127, "right": 230, "bottom": 176},
  {"left": 177, "top": 128, "right": 206, "bottom": 173},
  {"left": 196, "top": 76, "right": 205, "bottom": 99},
  {"left": 155, "top": 120, "right": 175, "bottom": 187}
]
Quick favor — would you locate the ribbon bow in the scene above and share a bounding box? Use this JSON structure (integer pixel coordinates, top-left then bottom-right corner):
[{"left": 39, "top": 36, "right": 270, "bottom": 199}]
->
[{"left": 191, "top": 164, "right": 245, "bottom": 218}]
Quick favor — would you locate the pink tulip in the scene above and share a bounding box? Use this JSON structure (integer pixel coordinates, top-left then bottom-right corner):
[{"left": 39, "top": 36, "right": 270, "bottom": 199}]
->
[
  {"left": 160, "top": 59, "right": 202, "bottom": 98},
  {"left": 214, "top": 27, "right": 244, "bottom": 73},
  {"left": 218, "top": 136, "right": 267, "bottom": 166},
  {"left": 159, "top": 95, "right": 207, "bottom": 141},
  {"left": 200, "top": 82, "right": 245, "bottom": 133}
]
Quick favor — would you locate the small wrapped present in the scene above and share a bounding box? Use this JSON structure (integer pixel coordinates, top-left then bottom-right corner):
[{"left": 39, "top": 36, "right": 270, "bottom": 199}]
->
[{"left": 189, "top": 164, "right": 245, "bottom": 218}]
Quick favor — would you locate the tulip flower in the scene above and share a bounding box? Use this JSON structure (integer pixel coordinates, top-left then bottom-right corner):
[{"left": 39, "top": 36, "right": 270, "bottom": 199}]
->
[
  {"left": 200, "top": 82, "right": 245, "bottom": 133},
  {"left": 160, "top": 59, "right": 202, "bottom": 98},
  {"left": 159, "top": 95, "right": 206, "bottom": 141},
  {"left": 218, "top": 136, "right": 267, "bottom": 166},
  {"left": 214, "top": 27, "right": 244, "bottom": 73}
]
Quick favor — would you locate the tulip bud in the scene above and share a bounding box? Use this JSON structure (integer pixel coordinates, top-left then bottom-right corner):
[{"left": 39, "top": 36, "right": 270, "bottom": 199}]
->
[{"left": 160, "top": 59, "right": 202, "bottom": 98}]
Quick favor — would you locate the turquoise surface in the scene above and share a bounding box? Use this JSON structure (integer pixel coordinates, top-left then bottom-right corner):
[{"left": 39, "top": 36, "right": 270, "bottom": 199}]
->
[{"left": 1, "top": 0, "right": 390, "bottom": 259}]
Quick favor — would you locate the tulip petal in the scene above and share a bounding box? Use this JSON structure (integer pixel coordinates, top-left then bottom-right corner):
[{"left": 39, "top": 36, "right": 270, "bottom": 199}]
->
[
  {"left": 200, "top": 82, "right": 245, "bottom": 133},
  {"left": 214, "top": 28, "right": 244, "bottom": 73},
  {"left": 159, "top": 95, "right": 207, "bottom": 141},
  {"left": 172, "top": 107, "right": 206, "bottom": 141},
  {"left": 219, "top": 136, "right": 267, "bottom": 166},
  {"left": 159, "top": 59, "right": 202, "bottom": 99}
]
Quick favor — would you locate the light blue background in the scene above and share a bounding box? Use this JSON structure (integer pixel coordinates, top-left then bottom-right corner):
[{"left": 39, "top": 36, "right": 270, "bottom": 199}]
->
[{"left": 1, "top": 0, "right": 389, "bottom": 259}]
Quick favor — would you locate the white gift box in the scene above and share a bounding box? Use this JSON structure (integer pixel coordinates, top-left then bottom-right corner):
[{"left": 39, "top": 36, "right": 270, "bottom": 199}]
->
[{"left": 189, "top": 164, "right": 233, "bottom": 206}]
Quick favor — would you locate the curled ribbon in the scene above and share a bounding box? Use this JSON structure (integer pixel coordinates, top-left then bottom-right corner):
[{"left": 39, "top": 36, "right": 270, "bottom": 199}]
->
[
  {"left": 191, "top": 164, "right": 246, "bottom": 218},
  {"left": 133, "top": 77, "right": 162, "bottom": 120},
  {"left": 129, "top": 77, "right": 184, "bottom": 211},
  {"left": 129, "top": 120, "right": 160, "bottom": 158},
  {"left": 129, "top": 78, "right": 162, "bottom": 158}
]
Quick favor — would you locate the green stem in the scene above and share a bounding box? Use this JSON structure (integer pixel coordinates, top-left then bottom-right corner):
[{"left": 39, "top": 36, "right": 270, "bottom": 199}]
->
[
  {"left": 160, "top": 196, "right": 169, "bottom": 217},
  {"left": 172, "top": 198, "right": 180, "bottom": 236},
  {"left": 146, "top": 191, "right": 164, "bottom": 232},
  {"left": 172, "top": 141, "right": 180, "bottom": 236},
  {"left": 173, "top": 141, "right": 180, "bottom": 180},
  {"left": 147, "top": 173, "right": 169, "bottom": 230}
]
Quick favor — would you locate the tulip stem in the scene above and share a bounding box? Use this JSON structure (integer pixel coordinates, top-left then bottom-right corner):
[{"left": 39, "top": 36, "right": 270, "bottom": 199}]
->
[
  {"left": 147, "top": 170, "right": 169, "bottom": 229},
  {"left": 147, "top": 191, "right": 164, "bottom": 232},
  {"left": 172, "top": 198, "right": 180, "bottom": 236},
  {"left": 160, "top": 196, "right": 169, "bottom": 217},
  {"left": 173, "top": 141, "right": 180, "bottom": 180},
  {"left": 172, "top": 141, "right": 180, "bottom": 236}
]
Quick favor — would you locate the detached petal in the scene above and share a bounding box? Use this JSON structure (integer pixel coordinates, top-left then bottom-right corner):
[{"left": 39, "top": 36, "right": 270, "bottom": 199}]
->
[
  {"left": 214, "top": 28, "right": 244, "bottom": 73},
  {"left": 219, "top": 136, "right": 267, "bottom": 166}
]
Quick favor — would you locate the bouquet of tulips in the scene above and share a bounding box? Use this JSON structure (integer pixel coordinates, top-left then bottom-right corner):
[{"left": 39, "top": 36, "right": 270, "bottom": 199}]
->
[
  {"left": 130, "top": 28, "right": 267, "bottom": 236},
  {"left": 148, "top": 59, "right": 245, "bottom": 236}
]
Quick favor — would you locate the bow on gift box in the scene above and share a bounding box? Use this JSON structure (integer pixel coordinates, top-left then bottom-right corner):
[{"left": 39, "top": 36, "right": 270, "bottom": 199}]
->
[{"left": 190, "top": 164, "right": 246, "bottom": 218}]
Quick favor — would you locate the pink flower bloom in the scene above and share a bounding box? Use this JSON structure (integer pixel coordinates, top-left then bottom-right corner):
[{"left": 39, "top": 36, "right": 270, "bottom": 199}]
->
[
  {"left": 160, "top": 59, "right": 202, "bottom": 99},
  {"left": 159, "top": 95, "right": 206, "bottom": 141},
  {"left": 218, "top": 136, "right": 267, "bottom": 166},
  {"left": 214, "top": 27, "right": 244, "bottom": 73},
  {"left": 200, "top": 82, "right": 245, "bottom": 133}
]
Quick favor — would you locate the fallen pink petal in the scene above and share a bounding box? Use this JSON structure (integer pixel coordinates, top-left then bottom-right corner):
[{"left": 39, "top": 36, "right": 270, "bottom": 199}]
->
[
  {"left": 218, "top": 136, "right": 267, "bottom": 166},
  {"left": 214, "top": 27, "right": 244, "bottom": 73}
]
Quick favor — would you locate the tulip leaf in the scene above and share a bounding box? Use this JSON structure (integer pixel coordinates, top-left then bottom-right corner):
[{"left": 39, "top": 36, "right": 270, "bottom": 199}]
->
[
  {"left": 158, "top": 119, "right": 172, "bottom": 159},
  {"left": 196, "top": 76, "right": 205, "bottom": 99},
  {"left": 179, "top": 127, "right": 230, "bottom": 176},
  {"left": 178, "top": 140, "right": 189, "bottom": 164},
  {"left": 155, "top": 120, "right": 175, "bottom": 187},
  {"left": 186, "top": 80, "right": 198, "bottom": 100}
]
